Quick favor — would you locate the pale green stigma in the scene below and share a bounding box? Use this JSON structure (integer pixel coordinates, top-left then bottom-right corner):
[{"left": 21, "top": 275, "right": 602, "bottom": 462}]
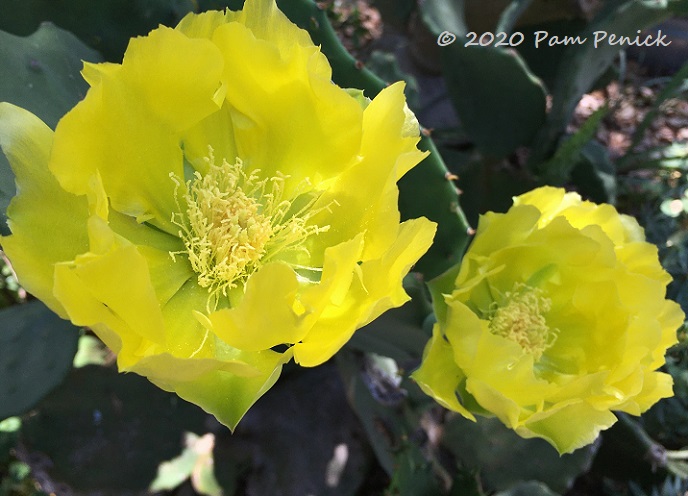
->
[
  {"left": 488, "top": 284, "right": 557, "bottom": 360},
  {"left": 171, "top": 150, "right": 328, "bottom": 302}
]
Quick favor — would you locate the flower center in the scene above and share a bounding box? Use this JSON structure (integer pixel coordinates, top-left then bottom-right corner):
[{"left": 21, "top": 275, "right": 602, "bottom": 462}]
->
[
  {"left": 488, "top": 284, "right": 557, "bottom": 360},
  {"left": 171, "top": 151, "right": 327, "bottom": 302}
]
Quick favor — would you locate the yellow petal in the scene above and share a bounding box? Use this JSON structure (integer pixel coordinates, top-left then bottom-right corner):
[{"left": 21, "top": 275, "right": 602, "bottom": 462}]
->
[
  {"left": 81, "top": 61, "right": 120, "bottom": 88},
  {"left": 49, "top": 27, "right": 225, "bottom": 233},
  {"left": 443, "top": 299, "right": 484, "bottom": 370},
  {"left": 412, "top": 324, "right": 476, "bottom": 420},
  {"left": 226, "top": 0, "right": 315, "bottom": 49},
  {"left": 468, "top": 331, "right": 555, "bottom": 406},
  {"left": 294, "top": 218, "right": 435, "bottom": 367},
  {"left": 358, "top": 217, "right": 437, "bottom": 321},
  {"left": 144, "top": 346, "right": 292, "bottom": 431},
  {"left": 0, "top": 103, "right": 89, "bottom": 317},
  {"left": 118, "top": 26, "right": 226, "bottom": 130},
  {"left": 292, "top": 235, "right": 366, "bottom": 366},
  {"left": 211, "top": 20, "right": 362, "bottom": 195},
  {"left": 156, "top": 279, "right": 215, "bottom": 358},
  {"left": 616, "top": 370, "right": 673, "bottom": 415},
  {"left": 208, "top": 262, "right": 306, "bottom": 351},
  {"left": 656, "top": 299, "right": 684, "bottom": 364},
  {"left": 520, "top": 402, "right": 618, "bottom": 454},
  {"left": 308, "top": 83, "right": 428, "bottom": 263},
  {"left": 465, "top": 206, "right": 539, "bottom": 260},
  {"left": 465, "top": 378, "right": 523, "bottom": 429},
  {"left": 53, "top": 219, "right": 166, "bottom": 368},
  {"left": 181, "top": 102, "right": 238, "bottom": 173},
  {"left": 176, "top": 9, "right": 229, "bottom": 39}
]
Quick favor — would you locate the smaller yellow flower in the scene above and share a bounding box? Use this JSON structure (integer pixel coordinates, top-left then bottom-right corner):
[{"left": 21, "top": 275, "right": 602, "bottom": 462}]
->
[{"left": 413, "top": 186, "right": 685, "bottom": 454}]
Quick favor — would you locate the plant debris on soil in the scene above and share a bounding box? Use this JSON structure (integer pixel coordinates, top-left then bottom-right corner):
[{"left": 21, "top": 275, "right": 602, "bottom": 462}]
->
[
  {"left": 323, "top": 0, "right": 383, "bottom": 56},
  {"left": 572, "top": 60, "right": 688, "bottom": 161}
]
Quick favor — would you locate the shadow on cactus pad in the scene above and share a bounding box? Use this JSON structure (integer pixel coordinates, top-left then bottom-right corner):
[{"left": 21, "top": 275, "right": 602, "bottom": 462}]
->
[{"left": 20, "top": 365, "right": 208, "bottom": 494}]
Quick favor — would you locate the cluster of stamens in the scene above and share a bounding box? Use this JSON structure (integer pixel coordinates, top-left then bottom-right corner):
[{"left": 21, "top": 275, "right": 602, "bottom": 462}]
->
[
  {"left": 488, "top": 283, "right": 558, "bottom": 360},
  {"left": 170, "top": 150, "right": 328, "bottom": 305}
]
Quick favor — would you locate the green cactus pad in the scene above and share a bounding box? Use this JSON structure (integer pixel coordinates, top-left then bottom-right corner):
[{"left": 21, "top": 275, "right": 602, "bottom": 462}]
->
[
  {"left": 213, "top": 364, "right": 371, "bottom": 496},
  {"left": 21, "top": 365, "right": 207, "bottom": 493},
  {"left": 442, "top": 416, "right": 595, "bottom": 494},
  {"left": 441, "top": 43, "right": 547, "bottom": 159},
  {"left": 0, "top": 0, "right": 196, "bottom": 61},
  {"left": 0, "top": 301, "right": 79, "bottom": 420}
]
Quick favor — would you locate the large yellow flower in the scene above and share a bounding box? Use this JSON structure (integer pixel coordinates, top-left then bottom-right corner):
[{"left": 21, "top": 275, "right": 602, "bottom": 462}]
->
[
  {"left": 413, "top": 186, "right": 684, "bottom": 454},
  {"left": 0, "top": 0, "right": 436, "bottom": 428}
]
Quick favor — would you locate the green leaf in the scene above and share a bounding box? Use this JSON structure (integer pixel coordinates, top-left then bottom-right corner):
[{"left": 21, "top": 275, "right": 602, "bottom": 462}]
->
[
  {"left": 72, "top": 334, "right": 110, "bottom": 368},
  {"left": 197, "top": 0, "right": 245, "bottom": 12},
  {"left": 336, "top": 349, "right": 448, "bottom": 496},
  {"left": 463, "top": 0, "right": 582, "bottom": 33},
  {"left": 0, "top": 161, "right": 13, "bottom": 236},
  {"left": 419, "top": 0, "right": 548, "bottom": 158},
  {"left": 449, "top": 469, "right": 486, "bottom": 496},
  {"left": 150, "top": 432, "right": 222, "bottom": 496},
  {"left": 387, "top": 441, "right": 444, "bottom": 496},
  {"left": 514, "top": 19, "right": 588, "bottom": 89},
  {"left": 365, "top": 50, "right": 420, "bottom": 110},
  {"left": 398, "top": 139, "right": 473, "bottom": 278},
  {"left": 668, "top": 0, "right": 688, "bottom": 14},
  {"left": 537, "top": 105, "right": 608, "bottom": 184},
  {"left": 0, "top": 300, "right": 79, "bottom": 420},
  {"left": 336, "top": 350, "right": 410, "bottom": 476},
  {"left": 586, "top": 414, "right": 667, "bottom": 487},
  {"left": 346, "top": 276, "right": 432, "bottom": 366},
  {"left": 370, "top": 0, "right": 416, "bottom": 31},
  {"left": 630, "top": 60, "right": 688, "bottom": 149},
  {"left": 0, "top": 24, "right": 101, "bottom": 130},
  {"left": 347, "top": 321, "right": 426, "bottom": 369}
]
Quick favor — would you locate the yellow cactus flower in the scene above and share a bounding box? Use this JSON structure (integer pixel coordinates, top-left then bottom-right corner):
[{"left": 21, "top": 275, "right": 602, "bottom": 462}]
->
[
  {"left": 0, "top": 0, "right": 436, "bottom": 429},
  {"left": 413, "top": 186, "right": 684, "bottom": 454}
]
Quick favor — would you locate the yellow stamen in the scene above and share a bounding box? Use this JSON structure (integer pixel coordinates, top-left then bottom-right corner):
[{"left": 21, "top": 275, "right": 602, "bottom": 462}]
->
[
  {"left": 170, "top": 150, "right": 328, "bottom": 305},
  {"left": 488, "top": 284, "right": 557, "bottom": 360}
]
